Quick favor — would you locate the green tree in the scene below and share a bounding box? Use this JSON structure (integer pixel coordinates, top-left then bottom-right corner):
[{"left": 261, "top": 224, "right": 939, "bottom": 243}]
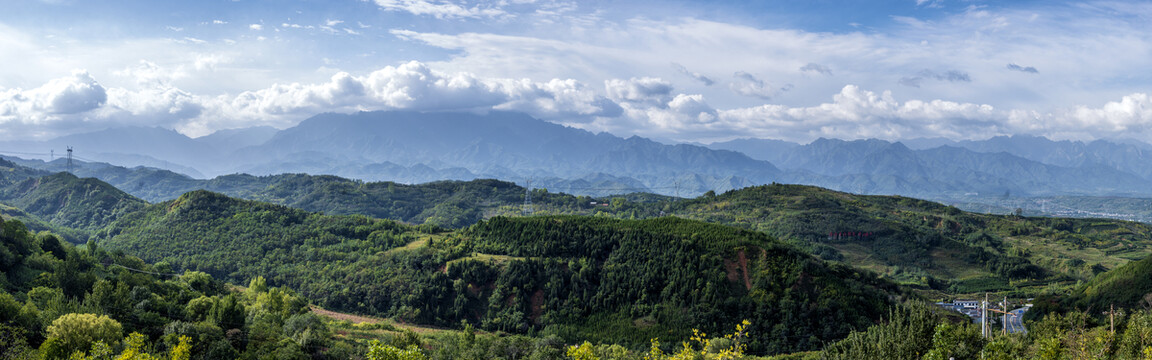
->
[
  {"left": 1118, "top": 310, "right": 1152, "bottom": 359},
  {"left": 114, "top": 332, "right": 160, "bottom": 360},
  {"left": 283, "top": 313, "right": 329, "bottom": 351},
  {"left": 208, "top": 294, "right": 244, "bottom": 331},
  {"left": 921, "top": 322, "right": 983, "bottom": 360},
  {"left": 40, "top": 313, "right": 122, "bottom": 359},
  {"left": 566, "top": 341, "right": 598, "bottom": 360},
  {"left": 169, "top": 335, "right": 192, "bottom": 360},
  {"left": 248, "top": 276, "right": 268, "bottom": 295},
  {"left": 366, "top": 340, "right": 427, "bottom": 360}
]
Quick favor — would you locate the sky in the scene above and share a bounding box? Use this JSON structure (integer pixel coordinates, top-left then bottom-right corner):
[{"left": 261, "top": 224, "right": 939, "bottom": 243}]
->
[{"left": 1, "top": 0, "right": 1150, "bottom": 144}]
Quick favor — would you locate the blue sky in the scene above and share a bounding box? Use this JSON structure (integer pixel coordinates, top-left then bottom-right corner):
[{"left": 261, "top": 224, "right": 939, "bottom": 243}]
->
[{"left": 1, "top": 0, "right": 1150, "bottom": 144}]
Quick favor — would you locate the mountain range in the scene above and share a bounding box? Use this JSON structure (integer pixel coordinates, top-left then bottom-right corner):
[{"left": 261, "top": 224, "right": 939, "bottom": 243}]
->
[
  {"left": 4, "top": 147, "right": 1152, "bottom": 356},
  {"left": 4, "top": 110, "right": 1152, "bottom": 202}
]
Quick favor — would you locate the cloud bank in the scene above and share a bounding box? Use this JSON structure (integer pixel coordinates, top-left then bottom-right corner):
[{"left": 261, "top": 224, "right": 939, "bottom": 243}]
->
[
  {"left": 3, "top": 60, "right": 1151, "bottom": 145},
  {"left": 2, "top": 1, "right": 1150, "bottom": 145}
]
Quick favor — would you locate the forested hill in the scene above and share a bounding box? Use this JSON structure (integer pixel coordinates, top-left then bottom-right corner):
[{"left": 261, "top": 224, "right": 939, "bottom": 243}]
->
[
  {"left": 1, "top": 157, "right": 603, "bottom": 228},
  {"left": 1, "top": 172, "right": 147, "bottom": 232},
  {"left": 1041, "top": 252, "right": 1152, "bottom": 314},
  {"left": 0, "top": 215, "right": 350, "bottom": 359},
  {"left": 98, "top": 190, "right": 904, "bottom": 355},
  {"left": 665, "top": 184, "right": 1152, "bottom": 294},
  {"left": 0, "top": 157, "right": 49, "bottom": 187}
]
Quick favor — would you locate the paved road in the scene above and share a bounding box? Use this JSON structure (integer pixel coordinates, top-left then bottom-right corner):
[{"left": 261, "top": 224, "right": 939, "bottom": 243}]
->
[{"left": 1006, "top": 307, "right": 1029, "bottom": 334}]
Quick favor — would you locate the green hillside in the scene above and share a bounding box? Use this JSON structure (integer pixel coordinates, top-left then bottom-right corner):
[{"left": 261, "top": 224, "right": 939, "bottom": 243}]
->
[
  {"left": 0, "top": 215, "right": 354, "bottom": 359},
  {"left": 244, "top": 175, "right": 595, "bottom": 228},
  {"left": 0, "top": 158, "right": 606, "bottom": 228},
  {"left": 664, "top": 184, "right": 1152, "bottom": 294},
  {"left": 1035, "top": 253, "right": 1152, "bottom": 315},
  {"left": 12, "top": 156, "right": 1152, "bottom": 299},
  {"left": 98, "top": 191, "right": 903, "bottom": 355},
  {"left": 1, "top": 172, "right": 147, "bottom": 232},
  {"left": 11, "top": 154, "right": 1152, "bottom": 298},
  {"left": 0, "top": 157, "right": 49, "bottom": 187},
  {"left": 99, "top": 190, "right": 427, "bottom": 279}
]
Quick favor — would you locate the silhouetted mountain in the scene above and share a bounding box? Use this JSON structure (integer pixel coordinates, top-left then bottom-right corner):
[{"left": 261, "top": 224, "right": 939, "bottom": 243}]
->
[
  {"left": 898, "top": 137, "right": 958, "bottom": 150},
  {"left": 707, "top": 138, "right": 800, "bottom": 164},
  {"left": 192, "top": 126, "right": 279, "bottom": 151},
  {"left": 7, "top": 111, "right": 1152, "bottom": 200},
  {"left": 945, "top": 135, "right": 1152, "bottom": 181},
  {"left": 227, "top": 111, "right": 781, "bottom": 196},
  {"left": 723, "top": 138, "right": 1152, "bottom": 197}
]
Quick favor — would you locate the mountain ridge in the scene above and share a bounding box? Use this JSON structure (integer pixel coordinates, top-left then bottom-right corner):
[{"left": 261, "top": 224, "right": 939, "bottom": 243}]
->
[{"left": 4, "top": 111, "right": 1152, "bottom": 201}]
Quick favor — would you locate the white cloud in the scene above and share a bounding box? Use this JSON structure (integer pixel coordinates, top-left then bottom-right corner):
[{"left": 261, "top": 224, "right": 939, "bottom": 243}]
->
[
  {"left": 3, "top": 2, "right": 1151, "bottom": 145},
  {"left": 207, "top": 61, "right": 620, "bottom": 133},
  {"left": 729, "top": 71, "right": 791, "bottom": 100},
  {"left": 1006, "top": 63, "right": 1038, "bottom": 73},
  {"left": 115, "top": 60, "right": 187, "bottom": 87},
  {"left": 494, "top": 78, "right": 622, "bottom": 118},
  {"left": 671, "top": 63, "right": 714, "bottom": 86},
  {"left": 699, "top": 85, "right": 1000, "bottom": 142},
  {"left": 1062, "top": 93, "right": 1152, "bottom": 140},
  {"left": 604, "top": 77, "right": 672, "bottom": 106},
  {"left": 0, "top": 70, "right": 107, "bottom": 120},
  {"left": 800, "top": 63, "right": 832, "bottom": 76},
  {"left": 387, "top": 2, "right": 1152, "bottom": 132},
  {"left": 193, "top": 54, "right": 229, "bottom": 71},
  {"left": 212, "top": 20, "right": 227, "bottom": 25},
  {"left": 371, "top": 0, "right": 507, "bottom": 19},
  {"left": 103, "top": 86, "right": 204, "bottom": 125},
  {"left": 4, "top": 61, "right": 1151, "bottom": 145}
]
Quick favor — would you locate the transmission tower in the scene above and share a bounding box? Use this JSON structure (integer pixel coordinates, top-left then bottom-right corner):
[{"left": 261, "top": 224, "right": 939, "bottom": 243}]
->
[
  {"left": 522, "top": 178, "right": 533, "bottom": 216},
  {"left": 66, "top": 146, "right": 73, "bottom": 174}
]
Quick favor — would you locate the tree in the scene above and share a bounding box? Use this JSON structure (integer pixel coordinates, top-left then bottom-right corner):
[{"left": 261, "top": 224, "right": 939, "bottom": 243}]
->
[
  {"left": 283, "top": 313, "right": 329, "bottom": 351},
  {"left": 565, "top": 342, "right": 597, "bottom": 360},
  {"left": 41, "top": 313, "right": 122, "bottom": 359},
  {"left": 248, "top": 276, "right": 268, "bottom": 295},
  {"left": 365, "top": 340, "right": 427, "bottom": 360},
  {"left": 170, "top": 335, "right": 192, "bottom": 360}
]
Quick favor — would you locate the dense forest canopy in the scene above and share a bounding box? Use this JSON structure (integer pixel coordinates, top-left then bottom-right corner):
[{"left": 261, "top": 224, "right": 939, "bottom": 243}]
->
[
  {"left": 96, "top": 191, "right": 904, "bottom": 355},
  {"left": 0, "top": 215, "right": 352, "bottom": 359}
]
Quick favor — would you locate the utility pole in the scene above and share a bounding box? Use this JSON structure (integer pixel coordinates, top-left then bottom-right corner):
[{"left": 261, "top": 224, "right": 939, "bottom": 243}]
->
[
  {"left": 522, "top": 178, "right": 533, "bottom": 216},
  {"left": 66, "top": 146, "right": 73, "bottom": 174},
  {"left": 1110, "top": 304, "right": 1116, "bottom": 334},
  {"left": 1003, "top": 296, "right": 1008, "bottom": 335},
  {"left": 982, "top": 293, "right": 989, "bottom": 338}
]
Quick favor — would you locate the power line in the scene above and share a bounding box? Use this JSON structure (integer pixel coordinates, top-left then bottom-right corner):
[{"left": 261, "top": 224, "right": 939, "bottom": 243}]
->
[
  {"left": 0, "top": 150, "right": 53, "bottom": 157},
  {"left": 109, "top": 263, "right": 182, "bottom": 277}
]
